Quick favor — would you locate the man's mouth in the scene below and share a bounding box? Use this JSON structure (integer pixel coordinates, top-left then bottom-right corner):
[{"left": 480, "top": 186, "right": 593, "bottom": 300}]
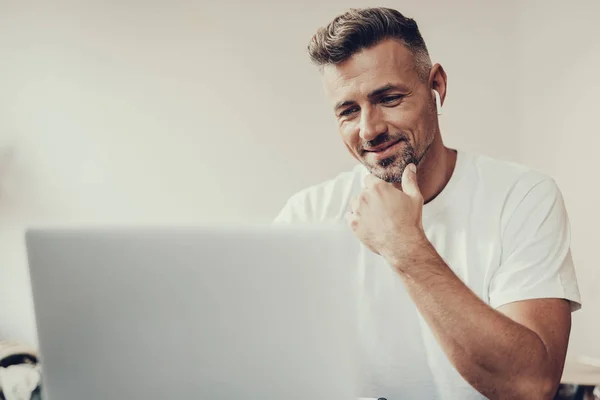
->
[{"left": 364, "top": 138, "right": 404, "bottom": 153}]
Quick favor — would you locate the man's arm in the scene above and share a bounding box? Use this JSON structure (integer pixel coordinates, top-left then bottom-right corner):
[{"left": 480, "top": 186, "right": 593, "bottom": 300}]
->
[
  {"left": 347, "top": 164, "right": 579, "bottom": 400},
  {"left": 396, "top": 240, "right": 571, "bottom": 399}
]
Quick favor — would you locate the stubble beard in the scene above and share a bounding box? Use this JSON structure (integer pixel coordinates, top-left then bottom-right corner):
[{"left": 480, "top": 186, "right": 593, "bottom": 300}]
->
[{"left": 364, "top": 140, "right": 426, "bottom": 184}]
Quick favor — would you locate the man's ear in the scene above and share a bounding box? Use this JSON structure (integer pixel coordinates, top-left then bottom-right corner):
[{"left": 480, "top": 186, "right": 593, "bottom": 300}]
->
[{"left": 429, "top": 63, "right": 448, "bottom": 106}]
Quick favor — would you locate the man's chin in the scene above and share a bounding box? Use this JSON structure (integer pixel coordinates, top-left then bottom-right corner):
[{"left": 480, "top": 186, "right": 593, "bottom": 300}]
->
[
  {"left": 381, "top": 171, "right": 404, "bottom": 183},
  {"left": 364, "top": 164, "right": 405, "bottom": 183}
]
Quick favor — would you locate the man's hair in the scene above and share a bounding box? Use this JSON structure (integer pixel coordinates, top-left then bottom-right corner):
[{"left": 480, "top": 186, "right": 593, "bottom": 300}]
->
[{"left": 308, "top": 7, "right": 432, "bottom": 82}]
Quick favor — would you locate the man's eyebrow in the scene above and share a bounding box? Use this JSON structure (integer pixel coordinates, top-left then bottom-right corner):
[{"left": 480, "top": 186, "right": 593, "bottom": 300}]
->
[
  {"left": 334, "top": 100, "right": 356, "bottom": 111},
  {"left": 334, "top": 83, "right": 408, "bottom": 111},
  {"left": 368, "top": 83, "right": 407, "bottom": 98}
]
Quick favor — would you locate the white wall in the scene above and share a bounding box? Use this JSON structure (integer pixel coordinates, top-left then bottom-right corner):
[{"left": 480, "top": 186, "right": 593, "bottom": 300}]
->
[
  {"left": 516, "top": 0, "right": 600, "bottom": 359},
  {"left": 0, "top": 0, "right": 548, "bottom": 347}
]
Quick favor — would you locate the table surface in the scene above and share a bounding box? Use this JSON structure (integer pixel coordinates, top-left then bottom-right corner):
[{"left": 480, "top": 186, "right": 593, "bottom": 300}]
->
[
  {"left": 561, "top": 357, "right": 600, "bottom": 386},
  {"left": 30, "top": 358, "right": 600, "bottom": 400}
]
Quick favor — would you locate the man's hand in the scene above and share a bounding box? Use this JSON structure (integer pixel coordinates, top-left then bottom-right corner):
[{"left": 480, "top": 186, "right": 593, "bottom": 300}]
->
[
  {"left": 346, "top": 162, "right": 572, "bottom": 399},
  {"left": 346, "top": 163, "right": 426, "bottom": 270}
]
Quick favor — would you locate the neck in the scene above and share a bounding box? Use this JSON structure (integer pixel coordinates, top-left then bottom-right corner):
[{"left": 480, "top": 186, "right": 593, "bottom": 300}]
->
[{"left": 416, "top": 137, "right": 457, "bottom": 204}]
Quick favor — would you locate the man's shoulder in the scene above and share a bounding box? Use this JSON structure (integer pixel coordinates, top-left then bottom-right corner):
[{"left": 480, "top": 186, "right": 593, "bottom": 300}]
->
[
  {"left": 465, "top": 150, "right": 558, "bottom": 195},
  {"left": 289, "top": 163, "right": 365, "bottom": 201},
  {"left": 461, "top": 151, "right": 565, "bottom": 224},
  {"left": 276, "top": 163, "right": 366, "bottom": 223}
]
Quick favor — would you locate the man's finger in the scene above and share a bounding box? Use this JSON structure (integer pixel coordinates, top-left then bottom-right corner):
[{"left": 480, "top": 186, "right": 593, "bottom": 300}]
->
[
  {"left": 363, "top": 173, "right": 383, "bottom": 189},
  {"left": 401, "top": 163, "right": 422, "bottom": 200},
  {"left": 349, "top": 197, "right": 360, "bottom": 214},
  {"left": 345, "top": 211, "right": 359, "bottom": 229}
]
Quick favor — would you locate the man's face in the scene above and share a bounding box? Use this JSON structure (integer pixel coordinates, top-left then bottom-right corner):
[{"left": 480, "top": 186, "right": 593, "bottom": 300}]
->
[{"left": 323, "top": 39, "right": 438, "bottom": 183}]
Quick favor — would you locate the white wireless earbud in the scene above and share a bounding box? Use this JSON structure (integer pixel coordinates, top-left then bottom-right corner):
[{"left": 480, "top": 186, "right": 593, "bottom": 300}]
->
[{"left": 433, "top": 89, "right": 442, "bottom": 116}]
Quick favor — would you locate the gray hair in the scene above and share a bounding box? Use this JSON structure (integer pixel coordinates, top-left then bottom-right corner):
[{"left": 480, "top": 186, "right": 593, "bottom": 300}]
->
[{"left": 308, "top": 7, "right": 432, "bottom": 82}]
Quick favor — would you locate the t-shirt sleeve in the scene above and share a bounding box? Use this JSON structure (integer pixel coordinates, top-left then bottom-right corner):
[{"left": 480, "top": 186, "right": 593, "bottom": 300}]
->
[
  {"left": 272, "top": 193, "right": 309, "bottom": 225},
  {"left": 489, "top": 177, "right": 581, "bottom": 311}
]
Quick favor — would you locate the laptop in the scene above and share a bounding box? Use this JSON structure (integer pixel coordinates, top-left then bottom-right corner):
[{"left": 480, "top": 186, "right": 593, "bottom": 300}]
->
[{"left": 25, "top": 224, "right": 366, "bottom": 400}]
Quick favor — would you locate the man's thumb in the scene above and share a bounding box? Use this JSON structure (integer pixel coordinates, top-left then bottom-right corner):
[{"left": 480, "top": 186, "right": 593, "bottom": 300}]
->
[{"left": 401, "top": 163, "right": 422, "bottom": 199}]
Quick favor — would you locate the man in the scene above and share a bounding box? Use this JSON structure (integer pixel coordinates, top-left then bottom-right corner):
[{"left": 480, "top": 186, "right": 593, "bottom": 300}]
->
[{"left": 274, "top": 7, "right": 581, "bottom": 400}]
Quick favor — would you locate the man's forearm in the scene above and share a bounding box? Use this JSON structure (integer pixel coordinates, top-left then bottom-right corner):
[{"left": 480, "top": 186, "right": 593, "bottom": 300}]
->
[{"left": 392, "top": 239, "right": 556, "bottom": 399}]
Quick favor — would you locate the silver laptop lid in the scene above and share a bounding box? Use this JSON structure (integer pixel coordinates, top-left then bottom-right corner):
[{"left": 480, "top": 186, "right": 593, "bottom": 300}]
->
[{"left": 26, "top": 224, "right": 360, "bottom": 400}]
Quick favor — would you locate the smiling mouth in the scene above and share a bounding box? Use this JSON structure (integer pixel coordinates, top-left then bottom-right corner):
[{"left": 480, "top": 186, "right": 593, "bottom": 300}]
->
[{"left": 364, "top": 139, "right": 404, "bottom": 153}]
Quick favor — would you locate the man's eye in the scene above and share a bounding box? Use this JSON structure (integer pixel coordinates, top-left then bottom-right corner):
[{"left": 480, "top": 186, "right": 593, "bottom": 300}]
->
[
  {"left": 340, "top": 107, "right": 359, "bottom": 117},
  {"left": 381, "top": 95, "right": 402, "bottom": 104}
]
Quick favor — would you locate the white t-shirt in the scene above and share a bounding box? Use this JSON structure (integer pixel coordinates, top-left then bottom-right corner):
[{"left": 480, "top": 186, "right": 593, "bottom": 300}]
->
[{"left": 274, "top": 150, "right": 581, "bottom": 400}]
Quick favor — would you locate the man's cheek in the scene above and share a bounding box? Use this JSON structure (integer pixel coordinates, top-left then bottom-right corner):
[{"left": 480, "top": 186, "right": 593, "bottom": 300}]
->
[{"left": 342, "top": 140, "right": 360, "bottom": 161}]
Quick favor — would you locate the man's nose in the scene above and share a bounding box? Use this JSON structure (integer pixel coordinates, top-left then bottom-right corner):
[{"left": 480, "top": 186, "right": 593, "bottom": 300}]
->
[{"left": 359, "top": 107, "right": 387, "bottom": 142}]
